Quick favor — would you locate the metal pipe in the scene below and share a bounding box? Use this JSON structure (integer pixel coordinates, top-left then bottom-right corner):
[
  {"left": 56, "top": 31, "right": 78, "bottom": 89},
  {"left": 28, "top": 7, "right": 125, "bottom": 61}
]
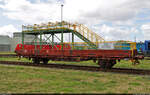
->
[
  {"left": 40, "top": 32, "right": 42, "bottom": 50},
  {"left": 52, "top": 34, "right": 54, "bottom": 48}
]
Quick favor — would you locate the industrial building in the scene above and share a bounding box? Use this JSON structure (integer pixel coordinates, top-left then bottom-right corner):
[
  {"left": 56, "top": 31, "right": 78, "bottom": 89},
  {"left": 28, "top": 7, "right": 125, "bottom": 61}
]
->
[
  {"left": 0, "top": 35, "right": 12, "bottom": 52},
  {"left": 0, "top": 32, "right": 35, "bottom": 52},
  {"left": 11, "top": 32, "right": 35, "bottom": 52}
]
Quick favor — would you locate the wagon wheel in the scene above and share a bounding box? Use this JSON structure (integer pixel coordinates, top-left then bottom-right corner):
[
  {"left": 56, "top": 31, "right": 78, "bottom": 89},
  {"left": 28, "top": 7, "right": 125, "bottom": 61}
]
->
[
  {"left": 98, "top": 60, "right": 106, "bottom": 68},
  {"left": 32, "top": 58, "right": 40, "bottom": 64},
  {"left": 110, "top": 60, "right": 116, "bottom": 67},
  {"left": 98, "top": 59, "right": 116, "bottom": 69},
  {"left": 42, "top": 59, "right": 49, "bottom": 64},
  {"left": 105, "top": 60, "right": 116, "bottom": 69},
  {"left": 93, "top": 59, "right": 97, "bottom": 63}
]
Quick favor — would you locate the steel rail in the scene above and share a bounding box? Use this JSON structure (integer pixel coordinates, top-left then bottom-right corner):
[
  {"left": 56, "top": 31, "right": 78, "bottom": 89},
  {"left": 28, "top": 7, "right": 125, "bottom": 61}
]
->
[
  {"left": 0, "top": 54, "right": 17, "bottom": 58},
  {"left": 0, "top": 61, "right": 150, "bottom": 75}
]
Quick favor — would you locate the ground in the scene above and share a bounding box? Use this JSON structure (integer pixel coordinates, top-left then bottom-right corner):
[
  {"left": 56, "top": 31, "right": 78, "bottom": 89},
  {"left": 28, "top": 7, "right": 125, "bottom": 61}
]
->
[{"left": 0, "top": 57, "right": 150, "bottom": 93}]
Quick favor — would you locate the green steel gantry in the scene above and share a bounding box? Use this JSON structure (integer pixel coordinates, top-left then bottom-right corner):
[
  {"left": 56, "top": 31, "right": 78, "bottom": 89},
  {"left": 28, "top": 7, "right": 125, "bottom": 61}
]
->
[{"left": 21, "top": 21, "right": 105, "bottom": 50}]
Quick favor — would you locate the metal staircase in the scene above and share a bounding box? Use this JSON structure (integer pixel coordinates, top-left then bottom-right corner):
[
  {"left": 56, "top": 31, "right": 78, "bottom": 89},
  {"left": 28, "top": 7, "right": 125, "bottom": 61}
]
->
[
  {"left": 74, "top": 24, "right": 105, "bottom": 48},
  {"left": 73, "top": 30, "right": 97, "bottom": 49}
]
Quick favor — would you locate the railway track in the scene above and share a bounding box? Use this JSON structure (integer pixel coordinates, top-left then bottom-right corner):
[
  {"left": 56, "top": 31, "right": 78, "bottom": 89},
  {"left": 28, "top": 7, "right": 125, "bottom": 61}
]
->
[
  {"left": 0, "top": 61, "right": 150, "bottom": 75},
  {"left": 0, "top": 54, "right": 17, "bottom": 58}
]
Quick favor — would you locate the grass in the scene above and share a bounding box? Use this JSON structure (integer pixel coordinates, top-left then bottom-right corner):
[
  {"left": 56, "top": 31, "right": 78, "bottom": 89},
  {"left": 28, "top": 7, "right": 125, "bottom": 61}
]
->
[
  {"left": 114, "top": 59, "right": 150, "bottom": 70},
  {"left": 0, "top": 57, "right": 32, "bottom": 62},
  {"left": 0, "top": 64, "right": 150, "bottom": 93},
  {"left": 0, "top": 58, "right": 150, "bottom": 93},
  {"left": 0, "top": 52, "right": 16, "bottom": 54}
]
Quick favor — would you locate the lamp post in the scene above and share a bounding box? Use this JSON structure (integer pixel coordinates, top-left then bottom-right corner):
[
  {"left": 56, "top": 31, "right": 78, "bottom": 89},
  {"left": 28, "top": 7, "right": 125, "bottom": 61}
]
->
[
  {"left": 61, "top": 4, "right": 63, "bottom": 23},
  {"left": 61, "top": 4, "right": 64, "bottom": 50}
]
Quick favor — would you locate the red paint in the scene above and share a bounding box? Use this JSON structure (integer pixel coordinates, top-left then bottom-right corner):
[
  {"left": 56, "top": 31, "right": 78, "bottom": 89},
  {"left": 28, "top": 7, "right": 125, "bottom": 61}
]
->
[{"left": 15, "top": 44, "right": 71, "bottom": 51}]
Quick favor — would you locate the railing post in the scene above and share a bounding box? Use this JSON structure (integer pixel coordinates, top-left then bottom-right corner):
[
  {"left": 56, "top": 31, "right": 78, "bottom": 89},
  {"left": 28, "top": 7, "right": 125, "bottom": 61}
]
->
[
  {"left": 22, "top": 25, "right": 24, "bottom": 49},
  {"left": 87, "top": 29, "right": 89, "bottom": 40},
  {"left": 72, "top": 24, "right": 76, "bottom": 50},
  {"left": 91, "top": 33, "right": 93, "bottom": 42}
]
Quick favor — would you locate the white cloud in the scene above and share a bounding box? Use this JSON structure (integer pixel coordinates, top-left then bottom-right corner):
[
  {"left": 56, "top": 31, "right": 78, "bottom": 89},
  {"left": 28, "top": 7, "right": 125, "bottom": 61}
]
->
[
  {"left": 141, "top": 23, "right": 150, "bottom": 40},
  {"left": 64, "top": 0, "right": 150, "bottom": 25},
  {"left": 0, "top": 0, "right": 61, "bottom": 24},
  {"left": 92, "top": 24, "right": 138, "bottom": 41},
  {"left": 1, "top": 0, "right": 150, "bottom": 24},
  {"left": 0, "top": 24, "right": 18, "bottom": 37},
  {"left": 0, "top": 0, "right": 150, "bottom": 41}
]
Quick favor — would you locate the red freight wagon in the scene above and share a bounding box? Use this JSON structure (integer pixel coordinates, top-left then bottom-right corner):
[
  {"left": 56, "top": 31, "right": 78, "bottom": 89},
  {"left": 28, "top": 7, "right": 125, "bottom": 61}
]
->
[{"left": 15, "top": 43, "right": 143, "bottom": 69}]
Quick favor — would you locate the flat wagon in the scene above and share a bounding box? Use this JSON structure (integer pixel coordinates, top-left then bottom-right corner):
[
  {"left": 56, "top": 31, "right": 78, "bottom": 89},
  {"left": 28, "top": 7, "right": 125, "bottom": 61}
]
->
[{"left": 15, "top": 21, "right": 144, "bottom": 69}]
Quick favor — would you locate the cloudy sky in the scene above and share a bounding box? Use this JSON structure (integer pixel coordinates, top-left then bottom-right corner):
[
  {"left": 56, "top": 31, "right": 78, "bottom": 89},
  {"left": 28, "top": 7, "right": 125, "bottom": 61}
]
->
[{"left": 0, "top": 0, "right": 150, "bottom": 42}]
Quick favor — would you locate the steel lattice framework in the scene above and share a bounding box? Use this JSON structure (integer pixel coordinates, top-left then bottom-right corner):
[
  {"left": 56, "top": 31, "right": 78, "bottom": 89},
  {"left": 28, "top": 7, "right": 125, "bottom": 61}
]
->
[{"left": 22, "top": 21, "right": 105, "bottom": 50}]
